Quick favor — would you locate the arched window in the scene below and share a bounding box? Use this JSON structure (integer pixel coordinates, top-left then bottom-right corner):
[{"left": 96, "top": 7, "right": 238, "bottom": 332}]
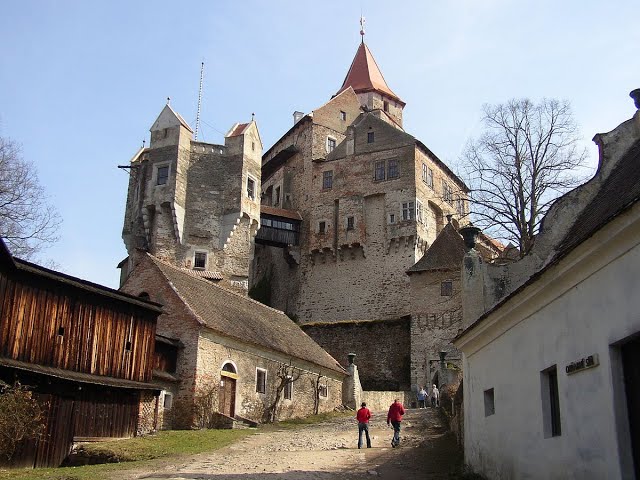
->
[{"left": 222, "top": 362, "right": 236, "bottom": 374}]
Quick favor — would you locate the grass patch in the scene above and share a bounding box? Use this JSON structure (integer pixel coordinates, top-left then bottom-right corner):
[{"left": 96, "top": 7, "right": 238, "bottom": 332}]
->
[
  {"left": 0, "top": 428, "right": 254, "bottom": 480},
  {"left": 274, "top": 410, "right": 353, "bottom": 428}
]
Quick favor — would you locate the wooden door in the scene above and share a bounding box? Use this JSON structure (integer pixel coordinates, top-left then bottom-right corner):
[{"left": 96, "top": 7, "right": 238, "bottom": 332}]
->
[
  {"left": 622, "top": 337, "right": 640, "bottom": 478},
  {"left": 219, "top": 376, "right": 236, "bottom": 417}
]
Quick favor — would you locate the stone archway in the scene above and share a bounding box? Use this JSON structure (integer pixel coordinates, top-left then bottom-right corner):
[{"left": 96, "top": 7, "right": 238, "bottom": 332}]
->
[{"left": 219, "top": 362, "right": 238, "bottom": 417}]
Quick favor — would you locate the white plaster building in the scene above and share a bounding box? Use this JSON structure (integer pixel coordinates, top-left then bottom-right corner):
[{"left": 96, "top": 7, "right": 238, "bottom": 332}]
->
[{"left": 454, "top": 90, "right": 640, "bottom": 479}]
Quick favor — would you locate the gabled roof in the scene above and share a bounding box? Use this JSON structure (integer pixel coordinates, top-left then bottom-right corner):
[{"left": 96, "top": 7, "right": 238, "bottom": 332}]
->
[
  {"left": 150, "top": 104, "right": 194, "bottom": 133},
  {"left": 226, "top": 122, "right": 250, "bottom": 137},
  {"left": 336, "top": 42, "right": 404, "bottom": 105},
  {"left": 144, "top": 254, "right": 346, "bottom": 375},
  {"left": 407, "top": 223, "right": 466, "bottom": 274}
]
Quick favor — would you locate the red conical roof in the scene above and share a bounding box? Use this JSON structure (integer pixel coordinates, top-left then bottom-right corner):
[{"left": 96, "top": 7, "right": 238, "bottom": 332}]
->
[{"left": 336, "top": 42, "right": 404, "bottom": 105}]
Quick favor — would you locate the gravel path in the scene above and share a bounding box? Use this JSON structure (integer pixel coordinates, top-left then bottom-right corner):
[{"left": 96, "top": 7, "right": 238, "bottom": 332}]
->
[{"left": 117, "top": 408, "right": 464, "bottom": 480}]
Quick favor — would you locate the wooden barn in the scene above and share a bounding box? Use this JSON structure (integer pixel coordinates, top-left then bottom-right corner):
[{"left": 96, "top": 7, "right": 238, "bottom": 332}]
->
[{"left": 0, "top": 240, "right": 162, "bottom": 468}]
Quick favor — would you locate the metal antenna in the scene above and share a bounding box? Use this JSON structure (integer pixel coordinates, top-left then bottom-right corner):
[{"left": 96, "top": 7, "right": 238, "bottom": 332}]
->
[{"left": 194, "top": 62, "right": 205, "bottom": 141}]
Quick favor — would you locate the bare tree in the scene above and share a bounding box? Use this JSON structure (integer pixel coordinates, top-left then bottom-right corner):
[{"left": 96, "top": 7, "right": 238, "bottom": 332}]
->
[
  {"left": 0, "top": 137, "right": 61, "bottom": 259},
  {"left": 462, "top": 98, "right": 588, "bottom": 255},
  {"left": 264, "top": 361, "right": 301, "bottom": 423}
]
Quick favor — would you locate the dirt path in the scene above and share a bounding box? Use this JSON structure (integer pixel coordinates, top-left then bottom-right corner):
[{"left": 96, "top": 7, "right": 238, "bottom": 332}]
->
[{"left": 118, "top": 408, "right": 464, "bottom": 480}]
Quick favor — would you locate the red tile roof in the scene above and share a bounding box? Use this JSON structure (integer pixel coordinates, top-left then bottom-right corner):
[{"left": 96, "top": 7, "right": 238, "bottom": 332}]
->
[
  {"left": 227, "top": 123, "right": 250, "bottom": 137},
  {"left": 336, "top": 42, "right": 404, "bottom": 105}
]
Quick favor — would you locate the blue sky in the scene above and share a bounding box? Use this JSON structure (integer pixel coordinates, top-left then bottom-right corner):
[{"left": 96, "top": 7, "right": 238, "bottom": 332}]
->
[{"left": 0, "top": 1, "right": 638, "bottom": 288}]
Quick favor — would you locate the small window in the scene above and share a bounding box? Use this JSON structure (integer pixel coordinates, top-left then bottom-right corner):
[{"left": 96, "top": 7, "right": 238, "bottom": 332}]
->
[
  {"left": 163, "top": 392, "right": 173, "bottom": 410},
  {"left": 427, "top": 167, "right": 434, "bottom": 189},
  {"left": 125, "top": 340, "right": 132, "bottom": 351},
  {"left": 157, "top": 165, "right": 169, "bottom": 186},
  {"left": 374, "top": 161, "right": 385, "bottom": 181},
  {"left": 421, "top": 163, "right": 428, "bottom": 183},
  {"left": 323, "top": 170, "right": 333, "bottom": 190},
  {"left": 284, "top": 376, "right": 293, "bottom": 400},
  {"left": 252, "top": 141, "right": 255, "bottom": 151},
  {"left": 57, "top": 326, "right": 65, "bottom": 337},
  {"left": 319, "top": 221, "right": 326, "bottom": 234},
  {"left": 256, "top": 368, "right": 267, "bottom": 394},
  {"left": 389, "top": 214, "right": 396, "bottom": 224},
  {"left": 402, "top": 202, "right": 415, "bottom": 221},
  {"left": 247, "top": 177, "right": 256, "bottom": 200},
  {"left": 542, "top": 366, "right": 561, "bottom": 437},
  {"left": 416, "top": 200, "right": 424, "bottom": 224},
  {"left": 383, "top": 100, "right": 389, "bottom": 112},
  {"left": 457, "top": 198, "right": 465, "bottom": 217},
  {"left": 367, "top": 132, "right": 375, "bottom": 143},
  {"left": 340, "top": 111, "right": 347, "bottom": 121},
  {"left": 275, "top": 186, "right": 281, "bottom": 206},
  {"left": 318, "top": 384, "right": 328, "bottom": 398},
  {"left": 194, "top": 252, "right": 207, "bottom": 269},
  {"left": 387, "top": 159, "right": 399, "bottom": 179},
  {"left": 441, "top": 280, "right": 453, "bottom": 296},
  {"left": 443, "top": 181, "right": 453, "bottom": 204},
  {"left": 327, "top": 137, "right": 336, "bottom": 153},
  {"left": 484, "top": 388, "right": 495, "bottom": 417},
  {"left": 347, "top": 216, "right": 354, "bottom": 230}
]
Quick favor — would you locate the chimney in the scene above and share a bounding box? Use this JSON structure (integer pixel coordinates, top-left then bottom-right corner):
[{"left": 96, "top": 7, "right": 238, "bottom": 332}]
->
[{"left": 293, "top": 111, "right": 304, "bottom": 125}]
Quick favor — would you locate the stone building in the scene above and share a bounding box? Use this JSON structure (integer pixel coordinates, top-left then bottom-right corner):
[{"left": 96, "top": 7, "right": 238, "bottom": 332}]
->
[
  {"left": 121, "top": 250, "right": 346, "bottom": 428},
  {"left": 454, "top": 91, "right": 640, "bottom": 479},
  {"left": 121, "top": 102, "right": 262, "bottom": 294}
]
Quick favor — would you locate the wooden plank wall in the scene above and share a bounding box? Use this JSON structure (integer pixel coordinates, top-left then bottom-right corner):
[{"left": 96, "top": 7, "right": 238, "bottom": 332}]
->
[{"left": 0, "top": 271, "right": 156, "bottom": 382}]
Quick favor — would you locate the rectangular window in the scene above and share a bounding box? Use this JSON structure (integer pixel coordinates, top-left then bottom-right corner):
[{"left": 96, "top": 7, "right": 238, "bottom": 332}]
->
[
  {"left": 374, "top": 161, "right": 385, "bottom": 181},
  {"left": 284, "top": 377, "right": 293, "bottom": 400},
  {"left": 327, "top": 137, "right": 336, "bottom": 153},
  {"left": 194, "top": 252, "right": 207, "bottom": 269},
  {"left": 163, "top": 392, "right": 173, "bottom": 410},
  {"left": 457, "top": 198, "right": 465, "bottom": 217},
  {"left": 389, "top": 214, "right": 396, "bottom": 224},
  {"left": 318, "top": 384, "right": 328, "bottom": 398},
  {"left": 157, "top": 165, "right": 169, "bottom": 185},
  {"left": 484, "top": 388, "right": 495, "bottom": 417},
  {"left": 416, "top": 200, "right": 424, "bottom": 224},
  {"left": 383, "top": 100, "right": 389, "bottom": 112},
  {"left": 441, "top": 280, "right": 453, "bottom": 296},
  {"left": 422, "top": 163, "right": 428, "bottom": 183},
  {"left": 256, "top": 368, "right": 267, "bottom": 394},
  {"left": 275, "top": 186, "right": 281, "bottom": 206},
  {"left": 319, "top": 221, "right": 326, "bottom": 234},
  {"left": 443, "top": 181, "right": 453, "bottom": 204},
  {"left": 340, "top": 111, "right": 347, "bottom": 121},
  {"left": 427, "top": 167, "right": 434, "bottom": 189},
  {"left": 387, "top": 159, "right": 399, "bottom": 179},
  {"left": 541, "top": 366, "right": 561, "bottom": 437},
  {"left": 323, "top": 170, "right": 333, "bottom": 190},
  {"left": 367, "top": 131, "right": 375, "bottom": 143},
  {"left": 402, "top": 202, "right": 415, "bottom": 221},
  {"left": 347, "top": 216, "right": 354, "bottom": 230},
  {"left": 247, "top": 177, "right": 256, "bottom": 200}
]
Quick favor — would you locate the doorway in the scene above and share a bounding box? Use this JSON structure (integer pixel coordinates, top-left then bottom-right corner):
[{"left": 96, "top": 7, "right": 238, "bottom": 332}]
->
[
  {"left": 219, "top": 362, "right": 238, "bottom": 418},
  {"left": 622, "top": 336, "right": 640, "bottom": 478}
]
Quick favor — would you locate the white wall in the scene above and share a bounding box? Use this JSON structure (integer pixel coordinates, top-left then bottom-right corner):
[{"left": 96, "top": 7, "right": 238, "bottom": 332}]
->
[{"left": 460, "top": 208, "right": 640, "bottom": 479}]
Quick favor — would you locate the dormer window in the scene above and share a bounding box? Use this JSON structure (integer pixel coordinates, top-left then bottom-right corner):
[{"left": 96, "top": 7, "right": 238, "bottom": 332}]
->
[{"left": 156, "top": 165, "right": 169, "bottom": 185}]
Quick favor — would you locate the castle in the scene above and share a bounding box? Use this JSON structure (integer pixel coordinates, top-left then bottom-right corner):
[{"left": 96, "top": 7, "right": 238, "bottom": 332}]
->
[{"left": 120, "top": 35, "right": 501, "bottom": 396}]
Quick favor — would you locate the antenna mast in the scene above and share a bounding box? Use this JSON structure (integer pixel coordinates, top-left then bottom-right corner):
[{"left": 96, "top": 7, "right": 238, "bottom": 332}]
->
[{"left": 194, "top": 61, "right": 204, "bottom": 141}]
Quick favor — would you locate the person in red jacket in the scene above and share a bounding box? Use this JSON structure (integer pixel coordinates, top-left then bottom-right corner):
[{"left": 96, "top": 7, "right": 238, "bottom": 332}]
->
[
  {"left": 386, "top": 398, "right": 406, "bottom": 448},
  {"left": 356, "top": 402, "right": 372, "bottom": 448}
]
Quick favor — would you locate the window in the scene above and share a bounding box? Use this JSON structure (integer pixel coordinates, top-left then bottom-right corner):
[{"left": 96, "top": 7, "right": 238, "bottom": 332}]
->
[
  {"left": 327, "top": 137, "right": 336, "bottom": 153},
  {"left": 340, "top": 111, "right": 347, "bottom": 121},
  {"left": 347, "top": 216, "right": 354, "bottom": 230},
  {"left": 323, "top": 170, "right": 333, "bottom": 190},
  {"left": 422, "top": 163, "right": 428, "bottom": 183},
  {"left": 416, "top": 200, "right": 424, "bottom": 224},
  {"left": 256, "top": 368, "right": 267, "bottom": 394},
  {"left": 389, "top": 214, "right": 396, "bottom": 224},
  {"left": 194, "top": 252, "right": 207, "bottom": 269},
  {"left": 484, "top": 388, "right": 495, "bottom": 416},
  {"left": 427, "top": 167, "right": 434, "bottom": 189},
  {"left": 441, "top": 280, "right": 453, "bottom": 296},
  {"left": 125, "top": 340, "right": 132, "bottom": 351},
  {"left": 374, "top": 161, "right": 385, "bottom": 181},
  {"left": 163, "top": 392, "right": 173, "bottom": 410},
  {"left": 367, "top": 131, "right": 375, "bottom": 143},
  {"left": 402, "top": 201, "right": 415, "bottom": 221},
  {"left": 274, "top": 186, "right": 281, "bottom": 206},
  {"left": 456, "top": 198, "right": 465, "bottom": 217},
  {"left": 156, "top": 165, "right": 169, "bottom": 185},
  {"left": 284, "top": 376, "right": 293, "bottom": 400},
  {"left": 57, "top": 326, "right": 65, "bottom": 337},
  {"left": 247, "top": 177, "right": 256, "bottom": 200},
  {"left": 383, "top": 100, "right": 389, "bottom": 112},
  {"left": 252, "top": 141, "right": 255, "bottom": 151},
  {"left": 319, "top": 221, "right": 326, "bottom": 234},
  {"left": 443, "top": 181, "right": 453, "bottom": 204},
  {"left": 542, "top": 366, "right": 561, "bottom": 437},
  {"left": 387, "top": 159, "right": 399, "bottom": 179},
  {"left": 318, "top": 384, "right": 328, "bottom": 398}
]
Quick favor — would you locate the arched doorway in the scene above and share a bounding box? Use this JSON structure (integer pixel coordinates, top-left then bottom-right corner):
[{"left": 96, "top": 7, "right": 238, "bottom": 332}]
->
[{"left": 219, "top": 362, "right": 238, "bottom": 417}]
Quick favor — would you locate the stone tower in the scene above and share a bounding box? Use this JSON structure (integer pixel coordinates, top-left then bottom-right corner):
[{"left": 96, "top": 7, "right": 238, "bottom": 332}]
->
[{"left": 121, "top": 101, "right": 262, "bottom": 292}]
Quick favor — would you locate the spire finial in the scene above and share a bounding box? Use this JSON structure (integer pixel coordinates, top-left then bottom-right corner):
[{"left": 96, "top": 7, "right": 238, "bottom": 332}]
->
[
  {"left": 360, "top": 16, "right": 366, "bottom": 42},
  {"left": 251, "top": 112, "right": 255, "bottom": 122},
  {"left": 166, "top": 97, "right": 171, "bottom": 106}
]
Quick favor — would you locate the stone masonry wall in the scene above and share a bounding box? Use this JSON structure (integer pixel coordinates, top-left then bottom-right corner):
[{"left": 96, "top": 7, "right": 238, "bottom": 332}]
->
[{"left": 302, "top": 318, "right": 411, "bottom": 391}]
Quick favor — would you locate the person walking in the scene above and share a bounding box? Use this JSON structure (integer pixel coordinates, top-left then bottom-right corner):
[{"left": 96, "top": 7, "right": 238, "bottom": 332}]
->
[
  {"left": 386, "top": 398, "right": 405, "bottom": 448},
  {"left": 356, "top": 402, "right": 372, "bottom": 449},
  {"left": 417, "top": 386, "right": 427, "bottom": 408},
  {"left": 431, "top": 384, "right": 440, "bottom": 407}
]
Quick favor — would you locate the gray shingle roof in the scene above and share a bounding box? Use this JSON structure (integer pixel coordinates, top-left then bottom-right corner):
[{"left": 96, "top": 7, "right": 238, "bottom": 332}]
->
[
  {"left": 146, "top": 255, "right": 345, "bottom": 375},
  {"left": 407, "top": 223, "right": 466, "bottom": 273}
]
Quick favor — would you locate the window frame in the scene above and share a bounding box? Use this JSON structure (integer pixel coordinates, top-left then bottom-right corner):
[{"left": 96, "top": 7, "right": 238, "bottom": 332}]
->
[
  {"left": 284, "top": 376, "right": 293, "bottom": 401},
  {"left": 441, "top": 280, "right": 453, "bottom": 296},
  {"left": 318, "top": 221, "right": 326, "bottom": 234},
  {"left": 427, "top": 167, "right": 434, "bottom": 189},
  {"left": 402, "top": 201, "right": 415, "bottom": 221},
  {"left": 256, "top": 368, "right": 267, "bottom": 394},
  {"left": 194, "top": 251, "right": 207, "bottom": 270},
  {"left": 340, "top": 111, "right": 347, "bottom": 121},
  {"left": 374, "top": 161, "right": 386, "bottom": 181},
  {"left": 322, "top": 170, "right": 333, "bottom": 190},
  {"left": 443, "top": 180, "right": 453, "bottom": 204},
  {"left": 326, "top": 137, "right": 337, "bottom": 153},
  {"left": 346, "top": 216, "right": 355, "bottom": 230},
  {"left": 318, "top": 384, "right": 328, "bottom": 398},
  {"left": 484, "top": 388, "right": 495, "bottom": 417},
  {"left": 387, "top": 159, "right": 399, "bottom": 179},
  {"left": 163, "top": 391, "right": 173, "bottom": 410},
  {"left": 389, "top": 213, "right": 396, "bottom": 224},
  {"left": 416, "top": 200, "right": 424, "bottom": 224},
  {"left": 367, "top": 131, "right": 375, "bottom": 143},
  {"left": 247, "top": 176, "right": 256, "bottom": 200},
  {"left": 156, "top": 164, "right": 170, "bottom": 186},
  {"left": 541, "top": 365, "right": 562, "bottom": 437}
]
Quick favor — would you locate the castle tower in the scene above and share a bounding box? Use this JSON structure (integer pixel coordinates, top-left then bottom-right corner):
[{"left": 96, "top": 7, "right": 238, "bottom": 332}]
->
[
  {"left": 335, "top": 40, "right": 405, "bottom": 128},
  {"left": 121, "top": 101, "right": 262, "bottom": 293}
]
